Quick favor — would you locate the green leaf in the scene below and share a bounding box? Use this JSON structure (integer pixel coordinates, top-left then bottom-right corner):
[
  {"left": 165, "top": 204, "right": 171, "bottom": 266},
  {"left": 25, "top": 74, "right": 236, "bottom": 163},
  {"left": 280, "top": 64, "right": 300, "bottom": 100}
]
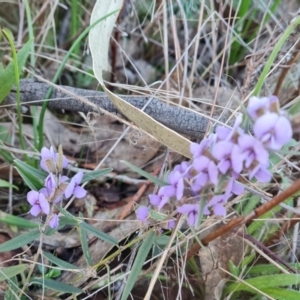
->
[
  {"left": 0, "top": 229, "right": 40, "bottom": 252},
  {"left": 14, "top": 159, "right": 46, "bottom": 190},
  {"left": 0, "top": 38, "right": 33, "bottom": 103},
  {"left": 4, "top": 275, "right": 18, "bottom": 299},
  {"left": 56, "top": 206, "right": 79, "bottom": 223},
  {"left": 261, "top": 288, "right": 300, "bottom": 300},
  {"left": 229, "top": 260, "right": 239, "bottom": 277},
  {"left": 121, "top": 230, "right": 156, "bottom": 300},
  {"left": 79, "top": 221, "right": 118, "bottom": 245},
  {"left": 246, "top": 263, "right": 300, "bottom": 276},
  {"left": 0, "top": 179, "right": 18, "bottom": 190},
  {"left": 227, "top": 274, "right": 300, "bottom": 293},
  {"left": 241, "top": 253, "right": 255, "bottom": 268},
  {"left": 43, "top": 252, "right": 80, "bottom": 270},
  {"left": 81, "top": 168, "right": 113, "bottom": 183},
  {"left": 121, "top": 160, "right": 167, "bottom": 186},
  {"left": 79, "top": 225, "right": 92, "bottom": 266},
  {"left": 0, "top": 264, "right": 27, "bottom": 281},
  {"left": 0, "top": 148, "right": 14, "bottom": 164},
  {"left": 30, "top": 277, "right": 82, "bottom": 294},
  {"left": 0, "top": 211, "right": 38, "bottom": 228},
  {"left": 45, "top": 268, "right": 61, "bottom": 278},
  {"left": 58, "top": 216, "right": 79, "bottom": 227}
]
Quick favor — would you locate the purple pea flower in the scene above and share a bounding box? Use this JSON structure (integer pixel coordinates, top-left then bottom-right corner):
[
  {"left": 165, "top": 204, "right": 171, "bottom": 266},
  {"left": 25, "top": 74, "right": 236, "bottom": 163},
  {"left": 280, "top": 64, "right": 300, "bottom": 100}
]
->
[
  {"left": 40, "top": 146, "right": 68, "bottom": 173},
  {"left": 167, "top": 170, "right": 185, "bottom": 200},
  {"left": 149, "top": 185, "right": 175, "bottom": 210},
  {"left": 229, "top": 134, "right": 270, "bottom": 176},
  {"left": 27, "top": 191, "right": 50, "bottom": 216},
  {"left": 253, "top": 113, "right": 292, "bottom": 150},
  {"left": 177, "top": 204, "right": 199, "bottom": 226},
  {"left": 45, "top": 173, "right": 56, "bottom": 192},
  {"left": 190, "top": 134, "right": 216, "bottom": 159},
  {"left": 49, "top": 213, "right": 59, "bottom": 229},
  {"left": 65, "top": 172, "right": 87, "bottom": 199},
  {"left": 249, "top": 164, "right": 272, "bottom": 182},
  {"left": 167, "top": 219, "right": 176, "bottom": 229},
  {"left": 192, "top": 155, "right": 218, "bottom": 185},
  {"left": 247, "top": 95, "right": 279, "bottom": 119},
  {"left": 204, "top": 194, "right": 230, "bottom": 217},
  {"left": 212, "top": 141, "right": 237, "bottom": 175},
  {"left": 136, "top": 206, "right": 149, "bottom": 223}
]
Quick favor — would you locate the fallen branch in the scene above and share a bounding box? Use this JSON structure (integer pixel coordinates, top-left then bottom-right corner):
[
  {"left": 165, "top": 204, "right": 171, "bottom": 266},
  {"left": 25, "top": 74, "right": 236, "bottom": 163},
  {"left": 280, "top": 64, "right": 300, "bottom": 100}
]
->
[{"left": 3, "top": 79, "right": 222, "bottom": 139}]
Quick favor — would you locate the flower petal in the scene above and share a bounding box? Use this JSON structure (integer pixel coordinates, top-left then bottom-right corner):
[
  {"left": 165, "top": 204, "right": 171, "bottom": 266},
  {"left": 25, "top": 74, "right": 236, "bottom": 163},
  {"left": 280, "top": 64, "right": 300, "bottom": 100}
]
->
[
  {"left": 39, "top": 193, "right": 50, "bottom": 215},
  {"left": 73, "top": 172, "right": 84, "bottom": 185},
  {"left": 49, "top": 214, "right": 59, "bottom": 229},
  {"left": 65, "top": 179, "right": 75, "bottom": 198},
  {"left": 27, "top": 190, "right": 39, "bottom": 205},
  {"left": 136, "top": 206, "right": 149, "bottom": 222},
  {"left": 149, "top": 194, "right": 161, "bottom": 206},
  {"left": 73, "top": 186, "right": 87, "bottom": 198},
  {"left": 30, "top": 205, "right": 41, "bottom": 216}
]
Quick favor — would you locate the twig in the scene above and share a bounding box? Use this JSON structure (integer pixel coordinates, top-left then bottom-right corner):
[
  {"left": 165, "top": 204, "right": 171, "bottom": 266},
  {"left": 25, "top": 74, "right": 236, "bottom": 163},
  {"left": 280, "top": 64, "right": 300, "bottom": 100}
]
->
[
  {"left": 3, "top": 79, "right": 228, "bottom": 139},
  {"left": 186, "top": 178, "right": 300, "bottom": 260}
]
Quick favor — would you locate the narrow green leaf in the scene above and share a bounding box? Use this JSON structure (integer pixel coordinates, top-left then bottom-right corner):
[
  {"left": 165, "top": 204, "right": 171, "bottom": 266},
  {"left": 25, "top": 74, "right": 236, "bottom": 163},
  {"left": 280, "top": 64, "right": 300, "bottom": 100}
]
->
[
  {"left": 58, "top": 216, "right": 79, "bottom": 226},
  {"left": 121, "top": 230, "right": 156, "bottom": 300},
  {"left": 79, "top": 226, "right": 92, "bottom": 266},
  {"left": 229, "top": 260, "right": 239, "bottom": 277},
  {"left": 121, "top": 160, "right": 167, "bottom": 186},
  {"left": 241, "top": 253, "right": 255, "bottom": 268},
  {"left": 56, "top": 206, "right": 78, "bottom": 222},
  {"left": 14, "top": 159, "right": 46, "bottom": 190},
  {"left": 0, "top": 264, "right": 27, "bottom": 281},
  {"left": 0, "top": 211, "right": 38, "bottom": 228},
  {"left": 261, "top": 288, "right": 300, "bottom": 300},
  {"left": 0, "top": 179, "right": 18, "bottom": 190},
  {"left": 30, "top": 277, "right": 82, "bottom": 294},
  {"left": 0, "top": 38, "right": 33, "bottom": 103},
  {"left": 227, "top": 274, "right": 300, "bottom": 293},
  {"left": 81, "top": 168, "right": 113, "bottom": 184},
  {"left": 79, "top": 222, "right": 118, "bottom": 245},
  {"left": 43, "top": 252, "right": 79, "bottom": 270},
  {"left": 0, "top": 148, "right": 14, "bottom": 163},
  {"left": 4, "top": 275, "right": 19, "bottom": 299},
  {"left": 0, "top": 229, "right": 40, "bottom": 252}
]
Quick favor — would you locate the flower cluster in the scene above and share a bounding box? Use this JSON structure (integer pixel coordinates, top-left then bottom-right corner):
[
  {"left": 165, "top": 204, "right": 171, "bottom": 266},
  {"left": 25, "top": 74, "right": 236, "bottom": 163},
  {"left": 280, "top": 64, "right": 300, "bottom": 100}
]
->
[
  {"left": 136, "top": 96, "right": 293, "bottom": 226},
  {"left": 27, "top": 146, "right": 87, "bottom": 229}
]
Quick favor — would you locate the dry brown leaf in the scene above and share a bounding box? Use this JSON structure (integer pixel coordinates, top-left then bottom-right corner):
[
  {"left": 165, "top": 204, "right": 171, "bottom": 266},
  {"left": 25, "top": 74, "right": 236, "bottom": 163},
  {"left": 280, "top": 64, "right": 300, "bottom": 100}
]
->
[{"left": 103, "top": 86, "right": 192, "bottom": 158}]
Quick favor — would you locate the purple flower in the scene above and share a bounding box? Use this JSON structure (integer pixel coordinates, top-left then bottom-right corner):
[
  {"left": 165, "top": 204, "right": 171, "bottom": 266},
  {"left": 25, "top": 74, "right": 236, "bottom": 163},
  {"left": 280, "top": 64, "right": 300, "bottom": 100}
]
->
[
  {"left": 190, "top": 134, "right": 216, "bottom": 158},
  {"left": 253, "top": 113, "right": 292, "bottom": 150},
  {"left": 167, "top": 219, "right": 176, "bottom": 229},
  {"left": 136, "top": 206, "right": 149, "bottom": 222},
  {"left": 45, "top": 173, "right": 56, "bottom": 192},
  {"left": 149, "top": 185, "right": 175, "bottom": 210},
  {"left": 41, "top": 175, "right": 69, "bottom": 204},
  {"left": 225, "top": 178, "right": 244, "bottom": 196},
  {"left": 216, "top": 115, "right": 243, "bottom": 142},
  {"left": 249, "top": 164, "right": 272, "bottom": 182},
  {"left": 247, "top": 95, "right": 279, "bottom": 119},
  {"left": 231, "top": 134, "right": 270, "bottom": 177},
  {"left": 204, "top": 194, "right": 230, "bottom": 217},
  {"left": 177, "top": 204, "right": 200, "bottom": 226},
  {"left": 212, "top": 141, "right": 236, "bottom": 175},
  {"left": 65, "top": 172, "right": 87, "bottom": 199},
  {"left": 49, "top": 213, "right": 59, "bottom": 229},
  {"left": 167, "top": 170, "right": 184, "bottom": 200},
  {"left": 173, "top": 161, "right": 191, "bottom": 177},
  {"left": 192, "top": 156, "right": 218, "bottom": 185},
  {"left": 27, "top": 191, "right": 50, "bottom": 216},
  {"left": 40, "top": 146, "right": 68, "bottom": 173}
]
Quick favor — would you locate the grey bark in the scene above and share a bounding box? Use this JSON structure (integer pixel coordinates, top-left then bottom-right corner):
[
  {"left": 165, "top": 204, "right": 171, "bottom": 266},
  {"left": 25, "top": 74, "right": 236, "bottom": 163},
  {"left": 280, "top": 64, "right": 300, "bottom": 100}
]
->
[{"left": 3, "top": 79, "right": 217, "bottom": 138}]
